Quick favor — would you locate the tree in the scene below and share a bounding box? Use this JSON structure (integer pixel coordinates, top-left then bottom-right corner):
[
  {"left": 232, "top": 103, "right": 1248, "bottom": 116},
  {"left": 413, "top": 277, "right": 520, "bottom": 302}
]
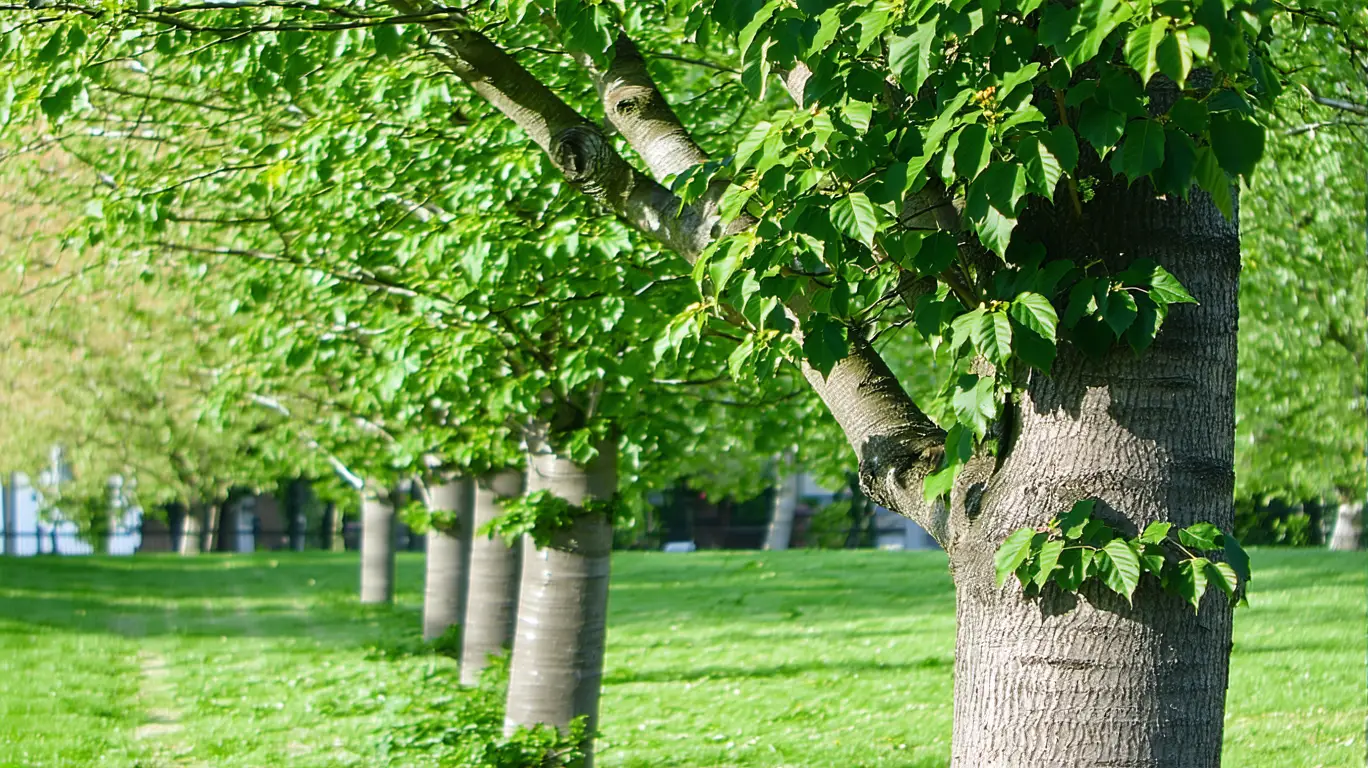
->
[
  {"left": 1235, "top": 6, "right": 1366, "bottom": 547},
  {"left": 2, "top": 1, "right": 1354, "bottom": 765}
]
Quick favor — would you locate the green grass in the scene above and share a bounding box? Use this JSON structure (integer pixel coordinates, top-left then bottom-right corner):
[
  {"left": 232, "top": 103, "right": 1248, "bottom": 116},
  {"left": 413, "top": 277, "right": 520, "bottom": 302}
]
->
[{"left": 0, "top": 549, "right": 1362, "bottom": 767}]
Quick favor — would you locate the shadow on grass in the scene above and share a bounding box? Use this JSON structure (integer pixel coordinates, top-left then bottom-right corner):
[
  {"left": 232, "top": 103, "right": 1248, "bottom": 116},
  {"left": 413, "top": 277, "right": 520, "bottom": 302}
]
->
[
  {"left": 0, "top": 553, "right": 426, "bottom": 651},
  {"left": 605, "top": 654, "right": 952, "bottom": 685}
]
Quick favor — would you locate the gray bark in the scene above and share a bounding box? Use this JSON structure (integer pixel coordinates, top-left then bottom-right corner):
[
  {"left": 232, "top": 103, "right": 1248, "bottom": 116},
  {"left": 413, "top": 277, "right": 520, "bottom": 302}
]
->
[
  {"left": 461, "top": 468, "right": 523, "bottom": 686},
  {"left": 763, "top": 454, "right": 798, "bottom": 551},
  {"left": 199, "top": 503, "right": 219, "bottom": 554},
  {"left": 1329, "top": 502, "right": 1363, "bottom": 551},
  {"left": 359, "top": 486, "right": 397, "bottom": 604},
  {"left": 503, "top": 441, "right": 615, "bottom": 768},
  {"left": 940, "top": 183, "right": 1240, "bottom": 767},
  {"left": 178, "top": 513, "right": 201, "bottom": 556},
  {"left": 393, "top": 16, "right": 1245, "bottom": 764},
  {"left": 422, "top": 476, "right": 475, "bottom": 643}
]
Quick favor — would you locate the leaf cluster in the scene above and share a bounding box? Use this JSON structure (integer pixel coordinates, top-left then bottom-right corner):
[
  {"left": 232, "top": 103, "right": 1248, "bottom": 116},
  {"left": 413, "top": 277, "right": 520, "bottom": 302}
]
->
[{"left": 994, "top": 498, "right": 1252, "bottom": 611}]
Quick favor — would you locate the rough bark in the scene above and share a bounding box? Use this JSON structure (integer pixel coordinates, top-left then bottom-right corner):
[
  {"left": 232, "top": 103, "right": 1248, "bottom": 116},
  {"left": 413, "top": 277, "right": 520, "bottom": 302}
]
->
[
  {"left": 461, "top": 468, "right": 524, "bottom": 686},
  {"left": 763, "top": 454, "right": 798, "bottom": 551},
  {"left": 394, "top": 4, "right": 717, "bottom": 259},
  {"left": 942, "top": 183, "right": 1240, "bottom": 767},
  {"left": 1329, "top": 502, "right": 1363, "bottom": 551},
  {"left": 359, "top": 485, "right": 397, "bottom": 605},
  {"left": 387, "top": 13, "right": 1246, "bottom": 764},
  {"left": 503, "top": 441, "right": 615, "bottom": 768},
  {"left": 800, "top": 336, "right": 950, "bottom": 543},
  {"left": 421, "top": 476, "right": 475, "bottom": 643}
]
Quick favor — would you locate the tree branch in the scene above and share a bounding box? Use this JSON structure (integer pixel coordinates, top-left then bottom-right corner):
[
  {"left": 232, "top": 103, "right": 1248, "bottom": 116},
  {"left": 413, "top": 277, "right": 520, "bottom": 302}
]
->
[{"left": 391, "top": 1, "right": 718, "bottom": 260}]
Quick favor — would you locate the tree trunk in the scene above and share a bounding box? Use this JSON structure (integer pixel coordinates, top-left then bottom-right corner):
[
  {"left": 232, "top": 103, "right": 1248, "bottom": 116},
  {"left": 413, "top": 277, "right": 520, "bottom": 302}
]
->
[
  {"left": 503, "top": 441, "right": 615, "bottom": 768},
  {"left": 321, "top": 502, "right": 343, "bottom": 552},
  {"left": 359, "top": 485, "right": 397, "bottom": 604},
  {"left": 1303, "top": 498, "right": 1327, "bottom": 546},
  {"left": 422, "top": 476, "right": 475, "bottom": 643},
  {"left": 763, "top": 453, "right": 798, "bottom": 551},
  {"left": 941, "top": 184, "right": 1239, "bottom": 766},
  {"left": 3, "top": 473, "right": 18, "bottom": 557},
  {"left": 200, "top": 503, "right": 219, "bottom": 553},
  {"left": 285, "top": 478, "right": 309, "bottom": 552},
  {"left": 461, "top": 468, "right": 523, "bottom": 686},
  {"left": 1329, "top": 502, "right": 1363, "bottom": 551}
]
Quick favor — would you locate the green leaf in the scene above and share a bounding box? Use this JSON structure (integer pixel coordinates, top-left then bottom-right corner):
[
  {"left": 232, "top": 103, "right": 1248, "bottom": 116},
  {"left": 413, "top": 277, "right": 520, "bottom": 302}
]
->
[
  {"left": 1195, "top": 146, "right": 1233, "bottom": 219},
  {"left": 1124, "top": 293, "right": 1164, "bottom": 353},
  {"left": 718, "top": 183, "right": 756, "bottom": 224},
  {"left": 801, "top": 314, "right": 849, "bottom": 377},
  {"left": 1152, "top": 128, "right": 1198, "bottom": 198},
  {"left": 953, "top": 124, "right": 993, "bottom": 182},
  {"left": 922, "top": 462, "right": 959, "bottom": 500},
  {"left": 1009, "top": 292, "right": 1058, "bottom": 344},
  {"left": 36, "top": 28, "right": 64, "bottom": 64},
  {"left": 1148, "top": 265, "right": 1197, "bottom": 305},
  {"left": 1099, "top": 538, "right": 1143, "bottom": 601},
  {"left": 1138, "top": 521, "right": 1173, "bottom": 544},
  {"left": 1206, "top": 560, "right": 1239, "bottom": 598},
  {"left": 994, "top": 528, "right": 1038, "bottom": 587},
  {"left": 1174, "top": 557, "right": 1209, "bottom": 612},
  {"left": 1223, "top": 534, "right": 1251, "bottom": 584},
  {"left": 1167, "top": 98, "right": 1209, "bottom": 134},
  {"left": 1078, "top": 105, "right": 1126, "bottom": 155},
  {"left": 915, "top": 232, "right": 958, "bottom": 275},
  {"left": 39, "top": 82, "right": 80, "bottom": 120},
  {"left": 738, "top": 0, "right": 781, "bottom": 66},
  {"left": 973, "top": 206, "right": 1018, "bottom": 259},
  {"left": 854, "top": 0, "right": 895, "bottom": 53},
  {"left": 1019, "top": 135, "right": 1063, "bottom": 199},
  {"left": 831, "top": 191, "right": 880, "bottom": 246},
  {"left": 1055, "top": 547, "right": 1092, "bottom": 591},
  {"left": 843, "top": 100, "right": 874, "bottom": 133},
  {"left": 734, "top": 121, "right": 773, "bottom": 169},
  {"left": 997, "top": 63, "right": 1042, "bottom": 103},
  {"left": 1033, "top": 538, "right": 1065, "bottom": 589},
  {"left": 1157, "top": 30, "right": 1193, "bottom": 87},
  {"left": 1178, "top": 521, "right": 1222, "bottom": 550},
  {"left": 708, "top": 236, "right": 751, "bottom": 295},
  {"left": 1138, "top": 542, "right": 1166, "bottom": 574},
  {"left": 971, "top": 309, "right": 1014, "bottom": 365},
  {"left": 373, "top": 25, "right": 402, "bottom": 57},
  {"left": 1058, "top": 499, "right": 1094, "bottom": 539},
  {"left": 1119, "top": 119, "right": 1166, "bottom": 183},
  {"left": 1209, "top": 112, "right": 1265, "bottom": 179},
  {"left": 1124, "top": 18, "right": 1169, "bottom": 85},
  {"left": 1042, "top": 125, "right": 1080, "bottom": 174},
  {"left": 951, "top": 374, "right": 998, "bottom": 438},
  {"left": 1101, "top": 288, "right": 1138, "bottom": 337},
  {"left": 889, "top": 18, "right": 940, "bottom": 95}
]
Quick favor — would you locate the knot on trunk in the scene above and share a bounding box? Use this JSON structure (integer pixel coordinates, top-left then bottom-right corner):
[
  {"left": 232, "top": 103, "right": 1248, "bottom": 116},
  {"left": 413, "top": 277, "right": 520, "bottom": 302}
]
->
[{"left": 552, "top": 125, "right": 613, "bottom": 199}]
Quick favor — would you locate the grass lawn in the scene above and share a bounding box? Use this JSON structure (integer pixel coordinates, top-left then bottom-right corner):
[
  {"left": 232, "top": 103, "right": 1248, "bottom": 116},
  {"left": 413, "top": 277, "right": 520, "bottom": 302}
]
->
[{"left": 0, "top": 548, "right": 1362, "bottom": 767}]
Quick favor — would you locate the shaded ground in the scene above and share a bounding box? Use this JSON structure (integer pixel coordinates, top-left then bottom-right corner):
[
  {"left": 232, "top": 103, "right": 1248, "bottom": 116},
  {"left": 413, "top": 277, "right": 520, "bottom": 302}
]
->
[{"left": 0, "top": 549, "right": 1361, "bottom": 767}]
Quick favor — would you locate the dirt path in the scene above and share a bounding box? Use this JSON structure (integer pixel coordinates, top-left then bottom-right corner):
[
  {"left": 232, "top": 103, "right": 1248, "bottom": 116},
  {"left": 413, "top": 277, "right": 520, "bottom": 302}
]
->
[{"left": 132, "top": 651, "right": 184, "bottom": 741}]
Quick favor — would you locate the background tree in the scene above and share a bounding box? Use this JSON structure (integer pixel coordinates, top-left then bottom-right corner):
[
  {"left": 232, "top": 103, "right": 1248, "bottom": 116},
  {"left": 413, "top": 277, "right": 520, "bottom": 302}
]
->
[{"left": 2, "top": 1, "right": 1362, "bottom": 766}]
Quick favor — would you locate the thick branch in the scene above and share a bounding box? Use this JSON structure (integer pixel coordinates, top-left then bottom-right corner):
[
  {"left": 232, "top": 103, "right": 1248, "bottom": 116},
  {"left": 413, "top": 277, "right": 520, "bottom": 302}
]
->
[
  {"left": 799, "top": 333, "right": 949, "bottom": 543},
  {"left": 391, "top": 3, "right": 717, "bottom": 260},
  {"left": 596, "top": 35, "right": 710, "bottom": 181},
  {"left": 389, "top": 7, "right": 954, "bottom": 536},
  {"left": 1311, "top": 94, "right": 1368, "bottom": 115}
]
